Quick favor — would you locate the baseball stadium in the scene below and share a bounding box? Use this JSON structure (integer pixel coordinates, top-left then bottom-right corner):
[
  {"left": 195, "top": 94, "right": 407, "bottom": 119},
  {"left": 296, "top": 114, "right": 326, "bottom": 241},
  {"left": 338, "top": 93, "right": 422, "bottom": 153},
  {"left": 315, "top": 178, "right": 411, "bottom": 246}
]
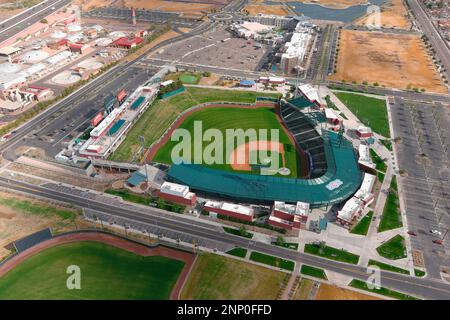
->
[{"left": 149, "top": 93, "right": 362, "bottom": 208}]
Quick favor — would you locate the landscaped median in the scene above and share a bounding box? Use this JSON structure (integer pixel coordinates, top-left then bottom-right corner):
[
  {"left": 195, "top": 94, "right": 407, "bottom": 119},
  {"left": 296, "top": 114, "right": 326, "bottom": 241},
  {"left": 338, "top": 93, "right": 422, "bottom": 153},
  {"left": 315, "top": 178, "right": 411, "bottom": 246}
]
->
[
  {"left": 368, "top": 260, "right": 410, "bottom": 275},
  {"left": 349, "top": 279, "right": 418, "bottom": 300},
  {"left": 350, "top": 211, "right": 373, "bottom": 235},
  {"left": 376, "top": 235, "right": 407, "bottom": 260},
  {"left": 249, "top": 251, "right": 295, "bottom": 271},
  {"left": 223, "top": 226, "right": 253, "bottom": 239},
  {"left": 104, "top": 189, "right": 185, "bottom": 214},
  {"left": 378, "top": 176, "right": 403, "bottom": 232},
  {"left": 300, "top": 264, "right": 327, "bottom": 280},
  {"left": 225, "top": 247, "right": 248, "bottom": 258},
  {"left": 304, "top": 243, "right": 360, "bottom": 265}
]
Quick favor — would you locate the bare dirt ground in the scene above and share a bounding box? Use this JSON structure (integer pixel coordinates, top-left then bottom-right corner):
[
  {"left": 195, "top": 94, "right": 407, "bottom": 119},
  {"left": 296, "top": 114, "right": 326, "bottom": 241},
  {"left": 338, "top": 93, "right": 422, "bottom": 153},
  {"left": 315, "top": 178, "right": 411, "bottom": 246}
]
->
[
  {"left": 316, "top": 283, "right": 382, "bottom": 300},
  {"left": 198, "top": 73, "right": 221, "bottom": 85},
  {"left": 123, "top": 0, "right": 221, "bottom": 16},
  {"left": 243, "top": 3, "right": 289, "bottom": 16},
  {"left": 330, "top": 30, "right": 447, "bottom": 93},
  {"left": 0, "top": 0, "right": 31, "bottom": 21},
  {"left": 355, "top": 0, "right": 411, "bottom": 30},
  {"left": 73, "top": 0, "right": 113, "bottom": 11},
  {"left": 0, "top": 191, "right": 80, "bottom": 260},
  {"left": 0, "top": 232, "right": 195, "bottom": 300}
]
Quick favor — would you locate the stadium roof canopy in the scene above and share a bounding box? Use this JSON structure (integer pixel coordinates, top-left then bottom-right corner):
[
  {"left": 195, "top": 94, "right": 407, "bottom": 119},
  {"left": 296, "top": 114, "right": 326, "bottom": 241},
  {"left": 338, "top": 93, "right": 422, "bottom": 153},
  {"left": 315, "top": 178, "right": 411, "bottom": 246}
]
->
[
  {"left": 168, "top": 131, "right": 362, "bottom": 207},
  {"left": 287, "top": 96, "right": 315, "bottom": 109},
  {"left": 127, "top": 171, "right": 146, "bottom": 187}
]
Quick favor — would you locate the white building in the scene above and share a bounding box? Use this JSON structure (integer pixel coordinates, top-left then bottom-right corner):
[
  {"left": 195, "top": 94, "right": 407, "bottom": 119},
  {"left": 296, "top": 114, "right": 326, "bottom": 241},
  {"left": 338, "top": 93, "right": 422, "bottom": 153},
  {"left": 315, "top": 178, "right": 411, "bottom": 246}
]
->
[
  {"left": 280, "top": 22, "right": 313, "bottom": 73},
  {"left": 358, "top": 144, "right": 376, "bottom": 171}
]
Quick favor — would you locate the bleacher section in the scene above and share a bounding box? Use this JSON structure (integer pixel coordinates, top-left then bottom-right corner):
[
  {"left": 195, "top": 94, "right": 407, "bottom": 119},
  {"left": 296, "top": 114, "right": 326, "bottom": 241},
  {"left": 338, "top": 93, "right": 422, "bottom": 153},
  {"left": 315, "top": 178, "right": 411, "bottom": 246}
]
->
[
  {"left": 108, "top": 119, "right": 126, "bottom": 136},
  {"left": 280, "top": 100, "right": 327, "bottom": 178},
  {"left": 130, "top": 96, "right": 145, "bottom": 110},
  {"left": 14, "top": 228, "right": 52, "bottom": 252}
]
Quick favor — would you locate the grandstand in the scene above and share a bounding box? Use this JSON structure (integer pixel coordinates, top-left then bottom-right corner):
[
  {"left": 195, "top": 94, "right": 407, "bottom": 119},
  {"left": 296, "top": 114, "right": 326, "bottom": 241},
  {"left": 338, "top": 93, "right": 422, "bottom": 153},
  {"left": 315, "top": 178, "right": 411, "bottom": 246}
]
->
[
  {"left": 279, "top": 98, "right": 327, "bottom": 178},
  {"left": 166, "top": 97, "right": 362, "bottom": 207}
]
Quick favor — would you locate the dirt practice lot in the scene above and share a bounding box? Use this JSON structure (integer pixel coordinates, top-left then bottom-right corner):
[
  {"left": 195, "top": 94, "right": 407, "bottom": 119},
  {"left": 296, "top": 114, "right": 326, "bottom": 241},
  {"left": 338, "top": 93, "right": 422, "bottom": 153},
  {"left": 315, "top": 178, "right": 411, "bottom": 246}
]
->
[
  {"left": 124, "top": 0, "right": 226, "bottom": 16},
  {"left": 356, "top": 0, "right": 411, "bottom": 29},
  {"left": 330, "top": 30, "right": 447, "bottom": 93},
  {"left": 243, "top": 2, "right": 289, "bottom": 16},
  {"left": 0, "top": 191, "right": 80, "bottom": 260},
  {"left": 150, "top": 30, "right": 269, "bottom": 72},
  {"left": 316, "top": 283, "right": 382, "bottom": 300}
]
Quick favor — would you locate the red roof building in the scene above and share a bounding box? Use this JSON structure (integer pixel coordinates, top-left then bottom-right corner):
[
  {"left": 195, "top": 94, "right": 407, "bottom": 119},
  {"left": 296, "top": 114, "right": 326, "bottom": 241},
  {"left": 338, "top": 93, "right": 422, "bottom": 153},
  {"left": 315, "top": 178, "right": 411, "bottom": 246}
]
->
[{"left": 110, "top": 37, "right": 143, "bottom": 49}]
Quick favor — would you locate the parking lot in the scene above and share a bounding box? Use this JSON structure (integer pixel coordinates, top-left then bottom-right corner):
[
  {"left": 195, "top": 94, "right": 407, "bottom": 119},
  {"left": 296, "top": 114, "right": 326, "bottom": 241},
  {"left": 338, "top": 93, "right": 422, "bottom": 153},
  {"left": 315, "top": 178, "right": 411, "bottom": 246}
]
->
[
  {"left": 390, "top": 96, "right": 450, "bottom": 278},
  {"left": 149, "top": 29, "right": 271, "bottom": 72}
]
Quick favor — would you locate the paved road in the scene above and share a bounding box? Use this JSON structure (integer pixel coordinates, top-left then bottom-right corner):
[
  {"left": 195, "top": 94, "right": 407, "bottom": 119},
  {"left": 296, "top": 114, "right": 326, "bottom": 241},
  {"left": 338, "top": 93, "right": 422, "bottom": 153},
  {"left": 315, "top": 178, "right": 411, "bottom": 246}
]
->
[
  {"left": 1, "top": 177, "right": 450, "bottom": 300},
  {"left": 407, "top": 0, "right": 450, "bottom": 79},
  {"left": 0, "top": 0, "right": 71, "bottom": 43}
]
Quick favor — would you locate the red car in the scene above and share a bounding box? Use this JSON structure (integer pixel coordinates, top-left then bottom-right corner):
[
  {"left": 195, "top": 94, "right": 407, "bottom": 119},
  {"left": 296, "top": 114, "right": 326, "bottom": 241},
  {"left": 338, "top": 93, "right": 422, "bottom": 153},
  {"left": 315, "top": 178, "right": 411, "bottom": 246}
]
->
[
  {"left": 407, "top": 231, "right": 417, "bottom": 236},
  {"left": 432, "top": 239, "right": 443, "bottom": 245}
]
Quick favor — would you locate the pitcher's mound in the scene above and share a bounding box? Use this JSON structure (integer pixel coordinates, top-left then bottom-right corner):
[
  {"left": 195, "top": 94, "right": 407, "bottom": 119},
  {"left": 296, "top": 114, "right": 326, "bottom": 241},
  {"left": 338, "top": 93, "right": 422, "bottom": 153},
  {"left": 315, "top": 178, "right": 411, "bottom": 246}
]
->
[{"left": 278, "top": 167, "right": 291, "bottom": 176}]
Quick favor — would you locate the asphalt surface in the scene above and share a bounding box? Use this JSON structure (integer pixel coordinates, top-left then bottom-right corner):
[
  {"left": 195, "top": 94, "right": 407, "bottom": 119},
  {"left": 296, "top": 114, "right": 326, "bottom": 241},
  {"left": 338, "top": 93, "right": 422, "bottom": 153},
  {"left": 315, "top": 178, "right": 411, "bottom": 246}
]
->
[
  {"left": 2, "top": 177, "right": 450, "bottom": 300},
  {"left": 0, "top": 0, "right": 71, "bottom": 43},
  {"left": 390, "top": 97, "right": 450, "bottom": 279}
]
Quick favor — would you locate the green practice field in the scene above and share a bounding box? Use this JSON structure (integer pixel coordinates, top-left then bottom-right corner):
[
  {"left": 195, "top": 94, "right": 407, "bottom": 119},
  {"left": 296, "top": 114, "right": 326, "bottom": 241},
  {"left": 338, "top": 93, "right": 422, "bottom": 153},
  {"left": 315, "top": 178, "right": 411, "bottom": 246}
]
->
[
  {"left": 334, "top": 92, "right": 390, "bottom": 137},
  {"left": 181, "top": 253, "right": 286, "bottom": 299},
  {"left": 0, "top": 242, "right": 184, "bottom": 300},
  {"left": 109, "top": 87, "right": 280, "bottom": 162},
  {"left": 153, "top": 107, "right": 299, "bottom": 177}
]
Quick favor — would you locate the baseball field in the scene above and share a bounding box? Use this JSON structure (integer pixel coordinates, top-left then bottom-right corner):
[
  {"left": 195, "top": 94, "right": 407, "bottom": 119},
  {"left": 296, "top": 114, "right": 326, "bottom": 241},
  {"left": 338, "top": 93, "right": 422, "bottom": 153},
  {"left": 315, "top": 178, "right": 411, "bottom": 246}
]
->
[
  {"left": 0, "top": 241, "right": 185, "bottom": 299},
  {"left": 109, "top": 87, "right": 280, "bottom": 163},
  {"left": 152, "top": 106, "right": 299, "bottom": 177}
]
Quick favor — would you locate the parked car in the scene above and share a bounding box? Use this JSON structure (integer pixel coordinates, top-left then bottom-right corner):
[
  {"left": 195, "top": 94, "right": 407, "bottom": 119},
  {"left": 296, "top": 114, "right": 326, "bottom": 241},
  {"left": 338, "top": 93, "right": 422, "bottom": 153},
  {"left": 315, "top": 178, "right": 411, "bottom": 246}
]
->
[
  {"left": 407, "top": 231, "right": 417, "bottom": 236},
  {"left": 432, "top": 239, "right": 443, "bottom": 245},
  {"left": 430, "top": 229, "right": 442, "bottom": 236}
]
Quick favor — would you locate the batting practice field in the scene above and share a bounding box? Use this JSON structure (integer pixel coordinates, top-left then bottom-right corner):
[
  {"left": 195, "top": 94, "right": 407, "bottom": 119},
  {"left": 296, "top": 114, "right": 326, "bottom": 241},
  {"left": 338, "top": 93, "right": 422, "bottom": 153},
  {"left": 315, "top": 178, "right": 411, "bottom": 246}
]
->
[{"left": 0, "top": 236, "right": 192, "bottom": 300}]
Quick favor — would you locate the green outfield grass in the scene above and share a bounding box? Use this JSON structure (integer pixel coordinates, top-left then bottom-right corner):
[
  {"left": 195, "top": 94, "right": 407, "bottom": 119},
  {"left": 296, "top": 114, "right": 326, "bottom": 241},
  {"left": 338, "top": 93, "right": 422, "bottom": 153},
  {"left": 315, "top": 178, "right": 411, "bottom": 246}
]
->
[
  {"left": 109, "top": 87, "right": 280, "bottom": 162},
  {"left": 334, "top": 92, "right": 390, "bottom": 137},
  {"left": 181, "top": 253, "right": 286, "bottom": 299},
  {"left": 0, "top": 242, "right": 184, "bottom": 300},
  {"left": 153, "top": 106, "right": 299, "bottom": 177}
]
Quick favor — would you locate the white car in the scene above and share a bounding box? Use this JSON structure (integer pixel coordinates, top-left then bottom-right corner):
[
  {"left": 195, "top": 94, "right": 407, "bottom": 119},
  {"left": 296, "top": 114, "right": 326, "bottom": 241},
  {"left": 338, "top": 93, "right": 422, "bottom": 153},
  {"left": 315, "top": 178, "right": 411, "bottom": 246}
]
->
[{"left": 430, "top": 229, "right": 442, "bottom": 236}]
